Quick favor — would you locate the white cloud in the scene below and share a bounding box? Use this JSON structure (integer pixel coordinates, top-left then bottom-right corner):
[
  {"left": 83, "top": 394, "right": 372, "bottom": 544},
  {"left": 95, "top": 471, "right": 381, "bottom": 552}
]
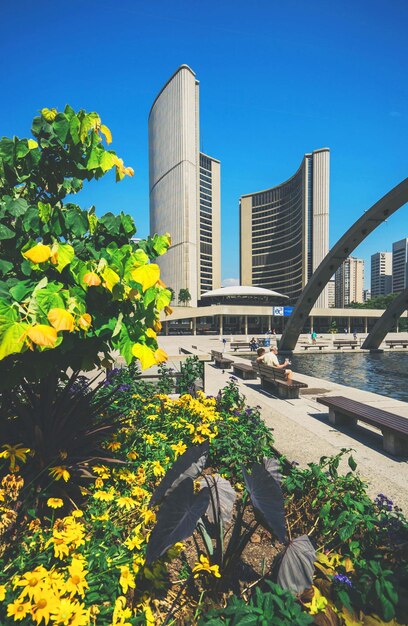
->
[{"left": 221, "top": 277, "right": 240, "bottom": 287}]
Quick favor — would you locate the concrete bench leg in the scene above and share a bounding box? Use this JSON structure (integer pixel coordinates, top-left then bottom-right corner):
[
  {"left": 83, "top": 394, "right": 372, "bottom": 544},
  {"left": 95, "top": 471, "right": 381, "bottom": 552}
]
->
[
  {"left": 382, "top": 431, "right": 408, "bottom": 456},
  {"left": 328, "top": 409, "right": 357, "bottom": 427},
  {"left": 277, "top": 386, "right": 299, "bottom": 400}
]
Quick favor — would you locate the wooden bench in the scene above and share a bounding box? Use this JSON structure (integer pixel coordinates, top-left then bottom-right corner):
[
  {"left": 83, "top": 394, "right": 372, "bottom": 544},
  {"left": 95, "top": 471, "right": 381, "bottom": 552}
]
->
[
  {"left": 333, "top": 340, "right": 358, "bottom": 350},
  {"left": 211, "top": 350, "right": 234, "bottom": 369},
  {"left": 317, "top": 396, "right": 408, "bottom": 456},
  {"left": 385, "top": 340, "right": 408, "bottom": 348},
  {"left": 232, "top": 362, "right": 258, "bottom": 380},
  {"left": 230, "top": 342, "right": 251, "bottom": 351},
  {"left": 256, "top": 363, "right": 308, "bottom": 400},
  {"left": 299, "top": 343, "right": 329, "bottom": 351}
]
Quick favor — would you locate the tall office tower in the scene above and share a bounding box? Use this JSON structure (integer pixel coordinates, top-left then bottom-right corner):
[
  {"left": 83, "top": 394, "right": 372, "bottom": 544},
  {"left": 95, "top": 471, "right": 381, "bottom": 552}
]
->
[
  {"left": 199, "top": 153, "right": 221, "bottom": 295},
  {"left": 149, "top": 65, "right": 221, "bottom": 307},
  {"left": 327, "top": 279, "right": 336, "bottom": 308},
  {"left": 392, "top": 238, "right": 408, "bottom": 292},
  {"left": 335, "top": 257, "right": 364, "bottom": 307},
  {"left": 371, "top": 252, "right": 392, "bottom": 297},
  {"left": 240, "top": 148, "right": 330, "bottom": 306}
]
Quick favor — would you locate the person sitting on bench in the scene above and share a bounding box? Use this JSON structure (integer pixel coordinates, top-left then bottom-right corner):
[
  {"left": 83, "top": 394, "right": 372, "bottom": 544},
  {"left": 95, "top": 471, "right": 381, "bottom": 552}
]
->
[{"left": 256, "top": 347, "right": 293, "bottom": 379}]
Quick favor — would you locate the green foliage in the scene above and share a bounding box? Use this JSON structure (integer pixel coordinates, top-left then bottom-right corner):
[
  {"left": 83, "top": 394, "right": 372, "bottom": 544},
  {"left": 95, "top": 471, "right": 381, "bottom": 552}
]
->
[
  {"left": 211, "top": 378, "right": 275, "bottom": 479},
  {"left": 198, "top": 581, "right": 313, "bottom": 625},
  {"left": 346, "top": 293, "right": 400, "bottom": 309},
  {"left": 0, "top": 106, "right": 172, "bottom": 387},
  {"left": 177, "top": 355, "right": 204, "bottom": 394},
  {"left": 0, "top": 372, "right": 123, "bottom": 514},
  {"left": 178, "top": 288, "right": 192, "bottom": 305}
]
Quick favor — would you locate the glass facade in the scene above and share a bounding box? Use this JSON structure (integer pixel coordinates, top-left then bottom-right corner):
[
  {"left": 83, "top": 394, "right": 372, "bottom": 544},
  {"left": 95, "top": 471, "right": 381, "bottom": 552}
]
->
[{"left": 199, "top": 154, "right": 214, "bottom": 295}]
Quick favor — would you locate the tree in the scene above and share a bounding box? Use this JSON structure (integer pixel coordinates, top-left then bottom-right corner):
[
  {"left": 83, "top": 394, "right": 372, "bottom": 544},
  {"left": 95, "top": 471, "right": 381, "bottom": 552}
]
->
[
  {"left": 168, "top": 287, "right": 175, "bottom": 302},
  {"left": 178, "top": 288, "right": 192, "bottom": 306},
  {"left": 0, "top": 106, "right": 173, "bottom": 388}
]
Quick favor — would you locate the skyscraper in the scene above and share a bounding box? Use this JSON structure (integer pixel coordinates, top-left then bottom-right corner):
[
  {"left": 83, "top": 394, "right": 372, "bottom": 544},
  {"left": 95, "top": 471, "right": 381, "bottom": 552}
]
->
[
  {"left": 335, "top": 257, "right": 364, "bottom": 307},
  {"left": 149, "top": 65, "right": 221, "bottom": 307},
  {"left": 371, "top": 252, "right": 392, "bottom": 297},
  {"left": 392, "top": 238, "right": 408, "bottom": 292},
  {"left": 240, "top": 148, "right": 329, "bottom": 306}
]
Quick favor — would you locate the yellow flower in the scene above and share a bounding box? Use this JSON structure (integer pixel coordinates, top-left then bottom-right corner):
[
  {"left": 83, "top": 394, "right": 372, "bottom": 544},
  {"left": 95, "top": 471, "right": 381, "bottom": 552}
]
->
[
  {"left": 50, "top": 597, "right": 82, "bottom": 624},
  {"left": 64, "top": 559, "right": 89, "bottom": 597},
  {"left": 94, "top": 477, "right": 104, "bottom": 489},
  {"left": 0, "top": 444, "right": 30, "bottom": 472},
  {"left": 139, "top": 508, "right": 156, "bottom": 525},
  {"left": 118, "top": 565, "right": 135, "bottom": 594},
  {"left": 93, "top": 490, "right": 115, "bottom": 502},
  {"left": 192, "top": 554, "right": 221, "bottom": 578},
  {"left": 0, "top": 584, "right": 5, "bottom": 601},
  {"left": 152, "top": 461, "right": 165, "bottom": 477},
  {"left": 117, "top": 496, "right": 136, "bottom": 510},
  {"left": 124, "top": 526, "right": 144, "bottom": 551},
  {"left": 131, "top": 485, "right": 149, "bottom": 500},
  {"left": 71, "top": 510, "right": 83, "bottom": 518},
  {"left": 32, "top": 595, "right": 58, "bottom": 625},
  {"left": 143, "top": 434, "right": 155, "bottom": 445},
  {"left": 7, "top": 599, "right": 31, "bottom": 620},
  {"left": 47, "top": 497, "right": 64, "bottom": 509},
  {"left": 106, "top": 441, "right": 121, "bottom": 451},
  {"left": 147, "top": 414, "right": 158, "bottom": 421},
  {"left": 127, "top": 451, "right": 138, "bottom": 460},
  {"left": 49, "top": 466, "right": 71, "bottom": 482},
  {"left": 170, "top": 441, "right": 187, "bottom": 459},
  {"left": 192, "top": 433, "right": 206, "bottom": 444},
  {"left": 14, "top": 566, "right": 47, "bottom": 600},
  {"left": 92, "top": 465, "right": 110, "bottom": 478}
]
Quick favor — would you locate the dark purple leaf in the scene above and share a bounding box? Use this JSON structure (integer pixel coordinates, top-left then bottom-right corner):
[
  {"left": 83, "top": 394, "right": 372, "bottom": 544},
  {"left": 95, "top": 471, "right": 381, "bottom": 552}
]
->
[
  {"left": 263, "top": 457, "right": 282, "bottom": 484},
  {"left": 146, "top": 478, "right": 210, "bottom": 564},
  {"left": 242, "top": 462, "right": 286, "bottom": 542},
  {"left": 276, "top": 535, "right": 316, "bottom": 594},
  {"left": 149, "top": 441, "right": 209, "bottom": 507},
  {"left": 199, "top": 474, "right": 237, "bottom": 524}
]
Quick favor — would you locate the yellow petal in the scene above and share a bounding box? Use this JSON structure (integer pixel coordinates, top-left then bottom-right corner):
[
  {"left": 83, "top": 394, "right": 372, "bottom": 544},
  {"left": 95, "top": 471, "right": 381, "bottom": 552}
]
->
[
  {"left": 146, "top": 328, "right": 156, "bottom": 339},
  {"left": 47, "top": 308, "right": 75, "bottom": 332},
  {"left": 155, "top": 348, "right": 168, "bottom": 364},
  {"left": 78, "top": 313, "right": 92, "bottom": 330},
  {"left": 131, "top": 264, "right": 160, "bottom": 291},
  {"left": 27, "top": 325, "right": 58, "bottom": 347},
  {"left": 83, "top": 272, "right": 101, "bottom": 287},
  {"left": 132, "top": 343, "right": 157, "bottom": 370},
  {"left": 23, "top": 243, "right": 52, "bottom": 264}
]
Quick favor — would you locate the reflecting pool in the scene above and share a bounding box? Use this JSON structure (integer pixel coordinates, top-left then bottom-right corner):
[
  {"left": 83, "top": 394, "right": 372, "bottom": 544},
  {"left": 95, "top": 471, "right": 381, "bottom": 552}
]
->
[{"left": 289, "top": 352, "right": 408, "bottom": 402}]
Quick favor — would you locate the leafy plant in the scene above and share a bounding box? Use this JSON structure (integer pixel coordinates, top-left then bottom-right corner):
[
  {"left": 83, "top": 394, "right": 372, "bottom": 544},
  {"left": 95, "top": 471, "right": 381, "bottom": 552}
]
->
[
  {"left": 198, "top": 581, "right": 313, "bottom": 625},
  {"left": 178, "top": 355, "right": 204, "bottom": 395},
  {"left": 145, "top": 444, "right": 316, "bottom": 593},
  {"left": 0, "top": 371, "right": 125, "bottom": 514},
  {"left": 178, "top": 288, "right": 191, "bottom": 306},
  {"left": 0, "top": 106, "right": 172, "bottom": 389}
]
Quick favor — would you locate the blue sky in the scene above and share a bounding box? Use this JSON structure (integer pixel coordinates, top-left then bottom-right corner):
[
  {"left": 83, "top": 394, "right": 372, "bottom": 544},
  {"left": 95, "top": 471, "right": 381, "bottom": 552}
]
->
[{"left": 1, "top": 0, "right": 407, "bottom": 287}]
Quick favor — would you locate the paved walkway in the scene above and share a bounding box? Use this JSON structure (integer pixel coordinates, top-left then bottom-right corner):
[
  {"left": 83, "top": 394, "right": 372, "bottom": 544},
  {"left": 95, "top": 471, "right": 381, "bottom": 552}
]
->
[{"left": 157, "top": 335, "right": 408, "bottom": 513}]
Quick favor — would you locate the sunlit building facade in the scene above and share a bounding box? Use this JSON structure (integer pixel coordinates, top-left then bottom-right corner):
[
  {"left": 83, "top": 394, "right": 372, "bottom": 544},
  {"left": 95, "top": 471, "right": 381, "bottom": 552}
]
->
[
  {"left": 392, "top": 238, "right": 408, "bottom": 292},
  {"left": 240, "top": 148, "right": 330, "bottom": 306},
  {"left": 149, "top": 65, "right": 220, "bottom": 306},
  {"left": 335, "top": 256, "right": 364, "bottom": 307}
]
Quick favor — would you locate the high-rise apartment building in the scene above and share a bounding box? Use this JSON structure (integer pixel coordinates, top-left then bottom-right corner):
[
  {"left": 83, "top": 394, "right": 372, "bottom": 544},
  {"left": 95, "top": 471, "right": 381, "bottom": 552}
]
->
[
  {"left": 371, "top": 252, "right": 392, "bottom": 297},
  {"left": 240, "top": 148, "right": 330, "bottom": 306},
  {"left": 335, "top": 257, "right": 364, "bottom": 307},
  {"left": 392, "top": 238, "right": 408, "bottom": 292},
  {"left": 327, "top": 279, "right": 335, "bottom": 308},
  {"left": 149, "top": 65, "right": 221, "bottom": 306}
]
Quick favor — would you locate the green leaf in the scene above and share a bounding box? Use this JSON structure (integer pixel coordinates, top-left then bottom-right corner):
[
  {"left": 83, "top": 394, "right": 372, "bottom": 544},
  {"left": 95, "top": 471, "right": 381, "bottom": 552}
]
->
[
  {"left": 0, "top": 321, "right": 28, "bottom": 359},
  {"left": 156, "top": 288, "right": 172, "bottom": 311},
  {"left": 4, "top": 196, "right": 28, "bottom": 217},
  {"left": 69, "top": 115, "right": 80, "bottom": 144},
  {"left": 35, "top": 289, "right": 65, "bottom": 315},
  {"left": 152, "top": 234, "right": 171, "bottom": 256},
  {"left": 0, "top": 223, "right": 15, "bottom": 240},
  {"left": 64, "top": 207, "right": 88, "bottom": 237},
  {"left": 9, "top": 280, "right": 33, "bottom": 302},
  {"left": 54, "top": 243, "right": 75, "bottom": 272},
  {"left": 15, "top": 139, "right": 29, "bottom": 159},
  {"left": 348, "top": 455, "right": 357, "bottom": 471},
  {"left": 0, "top": 259, "right": 13, "bottom": 277},
  {"left": 53, "top": 114, "right": 70, "bottom": 142}
]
